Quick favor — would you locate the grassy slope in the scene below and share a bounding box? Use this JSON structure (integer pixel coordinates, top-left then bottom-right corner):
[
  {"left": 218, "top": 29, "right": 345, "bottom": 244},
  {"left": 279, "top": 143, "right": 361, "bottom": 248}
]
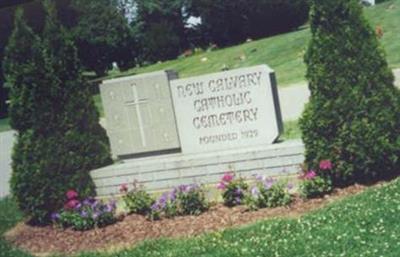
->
[
  {"left": 105, "top": 0, "right": 400, "bottom": 87},
  {"left": 0, "top": 1, "right": 399, "bottom": 131},
  {"left": 79, "top": 178, "right": 400, "bottom": 257}
]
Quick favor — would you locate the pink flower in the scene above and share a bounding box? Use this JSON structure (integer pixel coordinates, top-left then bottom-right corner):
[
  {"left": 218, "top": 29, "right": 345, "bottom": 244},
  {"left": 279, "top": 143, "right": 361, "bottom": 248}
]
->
[
  {"left": 65, "top": 199, "right": 80, "bottom": 210},
  {"left": 319, "top": 160, "right": 333, "bottom": 170},
  {"left": 217, "top": 182, "right": 226, "bottom": 190},
  {"left": 66, "top": 190, "right": 78, "bottom": 200},
  {"left": 304, "top": 170, "right": 317, "bottom": 180},
  {"left": 120, "top": 183, "right": 128, "bottom": 193},
  {"left": 222, "top": 172, "right": 234, "bottom": 183}
]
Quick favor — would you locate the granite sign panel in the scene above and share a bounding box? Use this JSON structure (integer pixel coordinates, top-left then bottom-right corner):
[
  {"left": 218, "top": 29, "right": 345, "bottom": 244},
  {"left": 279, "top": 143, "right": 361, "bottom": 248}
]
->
[
  {"left": 100, "top": 71, "right": 181, "bottom": 157},
  {"left": 170, "top": 65, "right": 283, "bottom": 154}
]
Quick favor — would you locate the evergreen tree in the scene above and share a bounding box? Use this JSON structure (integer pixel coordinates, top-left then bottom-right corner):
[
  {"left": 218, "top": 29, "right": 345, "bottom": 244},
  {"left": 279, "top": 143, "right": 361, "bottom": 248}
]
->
[
  {"left": 299, "top": 0, "right": 400, "bottom": 186},
  {"left": 5, "top": 3, "right": 112, "bottom": 224},
  {"left": 0, "top": 70, "right": 7, "bottom": 119},
  {"left": 2, "top": 9, "right": 42, "bottom": 132}
]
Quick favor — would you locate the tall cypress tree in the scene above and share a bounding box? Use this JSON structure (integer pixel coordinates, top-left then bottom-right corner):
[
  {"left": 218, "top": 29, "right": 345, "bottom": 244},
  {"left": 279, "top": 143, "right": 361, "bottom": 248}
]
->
[
  {"left": 300, "top": 0, "right": 400, "bottom": 185},
  {"left": 2, "top": 9, "right": 42, "bottom": 132},
  {"left": 5, "top": 2, "right": 112, "bottom": 224}
]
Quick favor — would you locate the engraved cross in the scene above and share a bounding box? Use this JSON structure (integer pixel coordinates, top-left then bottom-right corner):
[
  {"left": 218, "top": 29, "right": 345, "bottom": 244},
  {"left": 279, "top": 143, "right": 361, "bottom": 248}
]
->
[{"left": 125, "top": 84, "right": 149, "bottom": 147}]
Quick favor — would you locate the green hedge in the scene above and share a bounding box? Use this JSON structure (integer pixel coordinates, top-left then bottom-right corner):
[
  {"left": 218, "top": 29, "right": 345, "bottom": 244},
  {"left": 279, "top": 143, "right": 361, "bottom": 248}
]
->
[
  {"left": 300, "top": 0, "right": 400, "bottom": 186},
  {"left": 4, "top": 3, "right": 111, "bottom": 224}
]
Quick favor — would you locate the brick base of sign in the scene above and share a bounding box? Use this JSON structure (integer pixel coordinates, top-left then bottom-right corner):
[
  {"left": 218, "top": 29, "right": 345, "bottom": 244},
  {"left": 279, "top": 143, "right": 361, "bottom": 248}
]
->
[{"left": 91, "top": 139, "right": 305, "bottom": 197}]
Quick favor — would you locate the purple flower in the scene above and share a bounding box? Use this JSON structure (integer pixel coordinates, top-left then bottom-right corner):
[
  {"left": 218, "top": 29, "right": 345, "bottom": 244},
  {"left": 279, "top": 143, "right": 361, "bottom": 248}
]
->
[
  {"left": 235, "top": 187, "right": 243, "bottom": 195},
  {"left": 51, "top": 212, "right": 60, "bottom": 221},
  {"left": 255, "top": 174, "right": 265, "bottom": 182},
  {"left": 92, "top": 211, "right": 100, "bottom": 220},
  {"left": 151, "top": 203, "right": 160, "bottom": 212},
  {"left": 170, "top": 189, "right": 177, "bottom": 201},
  {"left": 82, "top": 199, "right": 91, "bottom": 206},
  {"left": 105, "top": 203, "right": 115, "bottom": 213},
  {"left": 188, "top": 184, "right": 199, "bottom": 191},
  {"left": 287, "top": 183, "right": 294, "bottom": 190},
  {"left": 91, "top": 200, "right": 99, "bottom": 209},
  {"left": 178, "top": 185, "right": 188, "bottom": 193},
  {"left": 251, "top": 186, "right": 260, "bottom": 198},
  {"left": 158, "top": 193, "right": 169, "bottom": 208},
  {"left": 80, "top": 210, "right": 88, "bottom": 218},
  {"left": 234, "top": 197, "right": 241, "bottom": 204},
  {"left": 263, "top": 178, "right": 276, "bottom": 190},
  {"left": 109, "top": 200, "right": 117, "bottom": 209}
]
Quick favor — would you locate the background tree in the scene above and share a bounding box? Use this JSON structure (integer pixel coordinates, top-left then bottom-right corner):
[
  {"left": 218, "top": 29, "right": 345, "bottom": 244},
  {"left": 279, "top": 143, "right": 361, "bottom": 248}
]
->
[
  {"left": 188, "top": 0, "right": 309, "bottom": 47},
  {"left": 133, "top": 0, "right": 188, "bottom": 63},
  {"left": 0, "top": 0, "right": 78, "bottom": 118},
  {"left": 5, "top": 3, "right": 112, "bottom": 224},
  {"left": 72, "top": 0, "right": 135, "bottom": 76},
  {"left": 299, "top": 0, "right": 400, "bottom": 186}
]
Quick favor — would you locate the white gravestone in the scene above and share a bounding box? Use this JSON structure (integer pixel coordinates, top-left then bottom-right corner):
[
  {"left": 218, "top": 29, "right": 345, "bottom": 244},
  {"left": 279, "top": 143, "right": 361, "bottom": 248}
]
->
[
  {"left": 100, "top": 71, "right": 181, "bottom": 158},
  {"left": 170, "top": 65, "right": 283, "bottom": 154}
]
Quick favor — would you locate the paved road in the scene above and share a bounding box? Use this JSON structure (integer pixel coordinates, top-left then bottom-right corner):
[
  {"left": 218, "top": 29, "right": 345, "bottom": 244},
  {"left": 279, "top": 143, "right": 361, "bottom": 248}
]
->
[
  {"left": 0, "top": 68, "right": 399, "bottom": 197},
  {"left": 279, "top": 68, "right": 400, "bottom": 121},
  {"left": 0, "top": 131, "right": 14, "bottom": 198}
]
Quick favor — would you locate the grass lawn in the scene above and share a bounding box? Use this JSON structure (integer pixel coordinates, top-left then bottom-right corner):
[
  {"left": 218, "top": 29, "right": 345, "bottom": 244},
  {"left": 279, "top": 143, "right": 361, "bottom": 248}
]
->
[
  {"left": 1, "top": 177, "right": 400, "bottom": 256},
  {"left": 281, "top": 120, "right": 302, "bottom": 141},
  {"left": 104, "top": 0, "right": 400, "bottom": 87},
  {"left": 0, "top": 198, "right": 31, "bottom": 257}
]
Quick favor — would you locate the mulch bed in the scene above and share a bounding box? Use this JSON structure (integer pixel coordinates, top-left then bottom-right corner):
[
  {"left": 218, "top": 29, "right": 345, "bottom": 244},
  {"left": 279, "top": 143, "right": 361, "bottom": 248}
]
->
[{"left": 4, "top": 183, "right": 373, "bottom": 256}]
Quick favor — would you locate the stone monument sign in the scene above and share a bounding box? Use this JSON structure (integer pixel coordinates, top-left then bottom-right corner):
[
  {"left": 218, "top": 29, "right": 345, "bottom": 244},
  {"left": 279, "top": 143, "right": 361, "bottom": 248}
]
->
[
  {"left": 170, "top": 65, "right": 283, "bottom": 154},
  {"left": 100, "top": 71, "right": 180, "bottom": 158}
]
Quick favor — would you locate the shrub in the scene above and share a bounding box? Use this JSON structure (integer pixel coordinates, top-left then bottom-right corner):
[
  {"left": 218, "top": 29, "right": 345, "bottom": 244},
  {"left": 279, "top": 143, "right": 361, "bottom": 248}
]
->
[
  {"left": 176, "top": 184, "right": 209, "bottom": 215},
  {"left": 217, "top": 172, "right": 249, "bottom": 207},
  {"left": 5, "top": 3, "right": 112, "bottom": 225},
  {"left": 121, "top": 181, "right": 154, "bottom": 215},
  {"left": 246, "top": 176, "right": 292, "bottom": 210},
  {"left": 299, "top": 170, "right": 333, "bottom": 199},
  {"left": 52, "top": 190, "right": 116, "bottom": 231},
  {"left": 149, "top": 184, "right": 209, "bottom": 220},
  {"left": 300, "top": 0, "right": 400, "bottom": 186}
]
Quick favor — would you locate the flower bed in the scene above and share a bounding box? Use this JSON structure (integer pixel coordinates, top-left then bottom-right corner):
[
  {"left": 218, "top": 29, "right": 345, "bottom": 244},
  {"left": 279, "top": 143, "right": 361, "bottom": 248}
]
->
[{"left": 4, "top": 183, "right": 369, "bottom": 255}]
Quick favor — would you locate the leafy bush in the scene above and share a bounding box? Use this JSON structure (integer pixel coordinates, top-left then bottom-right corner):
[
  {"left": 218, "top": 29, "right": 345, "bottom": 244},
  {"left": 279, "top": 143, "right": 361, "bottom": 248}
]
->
[
  {"left": 217, "top": 172, "right": 249, "bottom": 207},
  {"left": 300, "top": 0, "right": 400, "bottom": 186},
  {"left": 299, "top": 170, "right": 333, "bottom": 199},
  {"left": 5, "top": 3, "right": 112, "bottom": 224},
  {"left": 121, "top": 181, "right": 154, "bottom": 215},
  {"left": 246, "top": 176, "right": 292, "bottom": 210},
  {"left": 52, "top": 190, "right": 116, "bottom": 231},
  {"left": 149, "top": 184, "right": 209, "bottom": 220}
]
